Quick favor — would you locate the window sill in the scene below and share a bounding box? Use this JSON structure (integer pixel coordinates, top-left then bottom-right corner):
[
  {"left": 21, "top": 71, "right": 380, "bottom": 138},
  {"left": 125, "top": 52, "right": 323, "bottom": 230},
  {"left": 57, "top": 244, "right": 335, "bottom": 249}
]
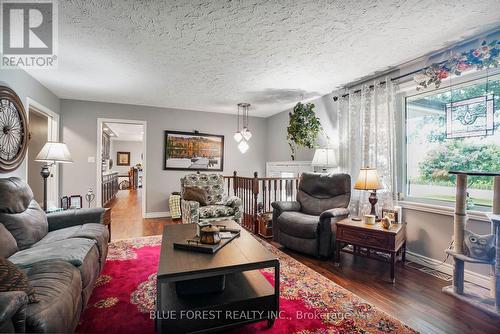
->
[{"left": 398, "top": 200, "right": 491, "bottom": 223}]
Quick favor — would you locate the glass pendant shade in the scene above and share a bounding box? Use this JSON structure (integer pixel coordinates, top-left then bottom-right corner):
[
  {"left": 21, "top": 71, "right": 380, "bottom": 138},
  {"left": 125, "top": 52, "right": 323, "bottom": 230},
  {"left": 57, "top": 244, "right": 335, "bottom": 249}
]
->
[
  {"left": 233, "top": 131, "right": 243, "bottom": 142},
  {"left": 242, "top": 127, "right": 252, "bottom": 141},
  {"left": 238, "top": 140, "right": 249, "bottom": 153}
]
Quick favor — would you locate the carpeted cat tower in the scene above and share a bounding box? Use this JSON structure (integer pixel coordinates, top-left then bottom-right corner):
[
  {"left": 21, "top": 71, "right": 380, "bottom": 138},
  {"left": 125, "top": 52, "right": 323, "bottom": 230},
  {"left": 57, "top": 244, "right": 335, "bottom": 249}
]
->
[{"left": 443, "top": 170, "right": 500, "bottom": 318}]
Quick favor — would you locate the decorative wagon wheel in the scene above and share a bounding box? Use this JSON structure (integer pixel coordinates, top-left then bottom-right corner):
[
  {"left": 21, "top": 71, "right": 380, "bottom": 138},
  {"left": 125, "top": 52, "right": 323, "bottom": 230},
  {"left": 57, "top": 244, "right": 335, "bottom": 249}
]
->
[{"left": 0, "top": 86, "right": 29, "bottom": 172}]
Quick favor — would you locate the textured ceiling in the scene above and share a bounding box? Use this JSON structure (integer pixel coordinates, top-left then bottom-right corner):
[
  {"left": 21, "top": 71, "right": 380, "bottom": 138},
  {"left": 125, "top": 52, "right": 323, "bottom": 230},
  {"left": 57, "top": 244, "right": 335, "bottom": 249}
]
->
[
  {"left": 27, "top": 0, "right": 500, "bottom": 117},
  {"left": 104, "top": 122, "right": 144, "bottom": 142}
]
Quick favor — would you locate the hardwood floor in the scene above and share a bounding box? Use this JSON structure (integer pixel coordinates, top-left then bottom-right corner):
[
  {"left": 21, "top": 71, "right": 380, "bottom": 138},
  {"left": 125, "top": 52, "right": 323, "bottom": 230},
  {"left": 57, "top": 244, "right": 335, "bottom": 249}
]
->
[
  {"left": 105, "top": 189, "right": 180, "bottom": 240},
  {"left": 107, "top": 190, "right": 500, "bottom": 334}
]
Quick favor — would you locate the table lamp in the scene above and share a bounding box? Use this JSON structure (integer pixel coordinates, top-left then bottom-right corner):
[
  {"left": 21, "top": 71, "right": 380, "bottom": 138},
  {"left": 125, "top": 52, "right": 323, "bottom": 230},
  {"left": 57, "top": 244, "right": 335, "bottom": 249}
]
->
[
  {"left": 312, "top": 148, "right": 337, "bottom": 172},
  {"left": 354, "top": 167, "right": 383, "bottom": 219},
  {"left": 35, "top": 141, "right": 73, "bottom": 211}
]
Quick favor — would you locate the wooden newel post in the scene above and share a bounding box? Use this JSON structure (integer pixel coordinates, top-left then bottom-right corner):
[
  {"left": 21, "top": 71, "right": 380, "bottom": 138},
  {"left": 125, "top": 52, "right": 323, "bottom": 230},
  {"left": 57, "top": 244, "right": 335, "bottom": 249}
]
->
[
  {"left": 233, "top": 171, "right": 237, "bottom": 196},
  {"left": 252, "top": 172, "right": 259, "bottom": 234}
]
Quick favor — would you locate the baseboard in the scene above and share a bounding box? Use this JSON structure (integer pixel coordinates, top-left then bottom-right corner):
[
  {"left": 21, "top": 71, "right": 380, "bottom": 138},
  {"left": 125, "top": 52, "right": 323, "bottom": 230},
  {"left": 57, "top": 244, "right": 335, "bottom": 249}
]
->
[
  {"left": 406, "top": 251, "right": 491, "bottom": 288},
  {"left": 144, "top": 211, "right": 171, "bottom": 219}
]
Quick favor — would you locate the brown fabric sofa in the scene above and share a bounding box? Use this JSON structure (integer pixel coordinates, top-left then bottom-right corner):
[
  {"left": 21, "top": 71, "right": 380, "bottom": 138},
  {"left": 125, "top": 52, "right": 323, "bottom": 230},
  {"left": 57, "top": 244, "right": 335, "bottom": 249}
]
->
[
  {"left": 0, "top": 177, "right": 109, "bottom": 333},
  {"left": 272, "top": 172, "right": 351, "bottom": 258}
]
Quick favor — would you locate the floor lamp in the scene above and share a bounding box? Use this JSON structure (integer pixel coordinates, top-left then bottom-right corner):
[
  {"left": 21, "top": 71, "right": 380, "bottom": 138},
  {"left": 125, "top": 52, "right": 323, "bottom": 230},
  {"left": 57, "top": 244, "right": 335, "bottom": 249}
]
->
[{"left": 35, "top": 141, "right": 73, "bottom": 211}]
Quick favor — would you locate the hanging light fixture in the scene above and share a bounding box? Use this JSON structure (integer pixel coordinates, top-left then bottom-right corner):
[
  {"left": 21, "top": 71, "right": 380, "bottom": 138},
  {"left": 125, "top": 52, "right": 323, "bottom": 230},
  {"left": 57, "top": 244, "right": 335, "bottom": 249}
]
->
[{"left": 235, "top": 103, "right": 252, "bottom": 153}]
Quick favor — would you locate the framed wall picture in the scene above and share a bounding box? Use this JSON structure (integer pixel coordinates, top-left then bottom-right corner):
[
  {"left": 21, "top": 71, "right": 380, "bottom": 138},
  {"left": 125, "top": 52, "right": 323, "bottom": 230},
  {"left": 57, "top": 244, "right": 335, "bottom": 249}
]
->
[
  {"left": 61, "top": 196, "right": 69, "bottom": 210},
  {"left": 117, "top": 151, "right": 130, "bottom": 166},
  {"left": 381, "top": 208, "right": 399, "bottom": 223},
  {"left": 70, "top": 195, "right": 82, "bottom": 209},
  {"left": 164, "top": 130, "right": 224, "bottom": 171}
]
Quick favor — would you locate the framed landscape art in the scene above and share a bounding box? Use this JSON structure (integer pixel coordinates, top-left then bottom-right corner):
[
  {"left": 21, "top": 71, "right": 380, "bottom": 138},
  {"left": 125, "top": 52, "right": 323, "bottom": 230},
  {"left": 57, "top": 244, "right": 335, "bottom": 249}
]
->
[
  {"left": 117, "top": 151, "right": 130, "bottom": 166},
  {"left": 164, "top": 130, "right": 224, "bottom": 171}
]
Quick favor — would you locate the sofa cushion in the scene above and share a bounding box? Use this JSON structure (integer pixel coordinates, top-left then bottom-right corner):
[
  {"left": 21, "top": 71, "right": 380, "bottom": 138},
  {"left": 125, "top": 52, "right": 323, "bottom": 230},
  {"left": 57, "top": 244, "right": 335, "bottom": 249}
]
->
[
  {"left": 0, "top": 177, "right": 33, "bottom": 214},
  {"left": 198, "top": 205, "right": 235, "bottom": 219},
  {"left": 278, "top": 211, "right": 319, "bottom": 239},
  {"left": 33, "top": 224, "right": 109, "bottom": 262},
  {"left": 0, "top": 223, "right": 18, "bottom": 258},
  {"left": 0, "top": 258, "right": 38, "bottom": 303},
  {"left": 78, "top": 245, "right": 100, "bottom": 307},
  {"left": 0, "top": 200, "right": 48, "bottom": 250},
  {"left": 8, "top": 238, "right": 96, "bottom": 269},
  {"left": 24, "top": 260, "right": 82, "bottom": 333}
]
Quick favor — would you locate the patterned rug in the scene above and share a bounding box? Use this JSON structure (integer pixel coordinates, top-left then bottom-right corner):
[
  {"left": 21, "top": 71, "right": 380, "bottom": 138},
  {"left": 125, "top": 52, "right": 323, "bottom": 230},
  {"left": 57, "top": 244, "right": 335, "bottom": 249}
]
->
[{"left": 77, "top": 236, "right": 416, "bottom": 334}]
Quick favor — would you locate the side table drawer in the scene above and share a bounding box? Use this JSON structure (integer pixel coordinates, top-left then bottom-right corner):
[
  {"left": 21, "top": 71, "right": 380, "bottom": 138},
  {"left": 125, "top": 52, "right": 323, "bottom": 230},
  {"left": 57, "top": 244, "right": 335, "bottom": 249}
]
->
[{"left": 338, "top": 227, "right": 390, "bottom": 249}]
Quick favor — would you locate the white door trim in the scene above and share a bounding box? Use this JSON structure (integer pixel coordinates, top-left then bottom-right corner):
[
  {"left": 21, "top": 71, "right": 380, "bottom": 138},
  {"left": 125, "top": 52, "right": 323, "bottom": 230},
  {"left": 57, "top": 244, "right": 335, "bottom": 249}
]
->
[
  {"left": 96, "top": 118, "right": 147, "bottom": 218},
  {"left": 26, "top": 97, "right": 60, "bottom": 206}
]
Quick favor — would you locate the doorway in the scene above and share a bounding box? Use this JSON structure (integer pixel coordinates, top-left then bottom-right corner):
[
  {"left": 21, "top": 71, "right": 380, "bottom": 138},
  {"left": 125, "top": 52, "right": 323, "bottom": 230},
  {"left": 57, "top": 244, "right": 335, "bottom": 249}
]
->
[
  {"left": 96, "top": 118, "right": 147, "bottom": 218},
  {"left": 26, "top": 100, "right": 59, "bottom": 209}
]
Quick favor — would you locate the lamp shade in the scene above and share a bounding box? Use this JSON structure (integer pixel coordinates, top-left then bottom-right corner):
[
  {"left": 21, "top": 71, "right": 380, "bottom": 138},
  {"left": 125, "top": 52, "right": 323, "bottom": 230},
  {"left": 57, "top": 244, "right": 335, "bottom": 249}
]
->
[
  {"left": 312, "top": 149, "right": 337, "bottom": 167},
  {"left": 35, "top": 142, "right": 73, "bottom": 163},
  {"left": 354, "top": 167, "right": 382, "bottom": 190}
]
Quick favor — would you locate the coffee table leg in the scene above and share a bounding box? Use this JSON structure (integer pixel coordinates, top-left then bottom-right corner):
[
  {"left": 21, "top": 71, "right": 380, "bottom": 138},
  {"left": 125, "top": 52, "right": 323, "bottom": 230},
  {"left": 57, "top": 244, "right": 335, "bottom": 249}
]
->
[{"left": 270, "top": 261, "right": 280, "bottom": 328}]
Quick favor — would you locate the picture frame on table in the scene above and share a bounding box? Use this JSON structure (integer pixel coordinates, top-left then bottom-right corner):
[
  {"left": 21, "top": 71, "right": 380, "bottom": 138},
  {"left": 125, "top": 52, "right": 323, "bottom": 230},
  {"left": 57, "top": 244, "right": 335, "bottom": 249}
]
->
[
  {"left": 381, "top": 208, "right": 399, "bottom": 223},
  {"left": 70, "top": 195, "right": 83, "bottom": 209},
  {"left": 61, "top": 196, "right": 69, "bottom": 210}
]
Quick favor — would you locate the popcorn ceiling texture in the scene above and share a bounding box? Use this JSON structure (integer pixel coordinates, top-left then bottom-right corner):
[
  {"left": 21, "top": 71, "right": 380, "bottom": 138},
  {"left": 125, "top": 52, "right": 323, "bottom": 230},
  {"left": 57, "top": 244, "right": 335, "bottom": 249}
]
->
[{"left": 28, "top": 0, "right": 500, "bottom": 116}]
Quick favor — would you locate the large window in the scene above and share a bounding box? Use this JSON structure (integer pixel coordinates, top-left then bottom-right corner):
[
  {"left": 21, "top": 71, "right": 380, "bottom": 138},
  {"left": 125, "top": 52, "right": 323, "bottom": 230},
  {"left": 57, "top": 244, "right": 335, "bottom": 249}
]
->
[{"left": 405, "top": 74, "right": 500, "bottom": 208}]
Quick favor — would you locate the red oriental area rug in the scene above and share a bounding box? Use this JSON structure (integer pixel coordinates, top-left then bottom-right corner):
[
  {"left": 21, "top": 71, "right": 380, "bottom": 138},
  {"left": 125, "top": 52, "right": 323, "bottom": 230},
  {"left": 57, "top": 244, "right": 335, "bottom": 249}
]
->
[{"left": 77, "top": 236, "right": 416, "bottom": 334}]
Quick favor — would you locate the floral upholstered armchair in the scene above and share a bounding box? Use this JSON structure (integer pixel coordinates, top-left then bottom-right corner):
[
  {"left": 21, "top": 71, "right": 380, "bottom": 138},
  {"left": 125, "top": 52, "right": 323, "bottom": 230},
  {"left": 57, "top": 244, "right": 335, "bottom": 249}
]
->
[{"left": 180, "top": 173, "right": 242, "bottom": 224}]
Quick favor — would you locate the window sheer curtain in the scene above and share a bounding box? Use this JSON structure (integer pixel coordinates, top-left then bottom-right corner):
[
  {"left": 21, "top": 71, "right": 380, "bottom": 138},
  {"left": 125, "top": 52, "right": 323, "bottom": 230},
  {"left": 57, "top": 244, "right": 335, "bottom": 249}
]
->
[{"left": 337, "top": 77, "right": 398, "bottom": 216}]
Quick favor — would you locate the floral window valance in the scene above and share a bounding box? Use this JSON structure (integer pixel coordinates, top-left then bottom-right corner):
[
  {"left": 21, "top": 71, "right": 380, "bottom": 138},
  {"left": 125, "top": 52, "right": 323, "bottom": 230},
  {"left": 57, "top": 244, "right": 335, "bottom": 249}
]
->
[{"left": 414, "top": 39, "right": 499, "bottom": 91}]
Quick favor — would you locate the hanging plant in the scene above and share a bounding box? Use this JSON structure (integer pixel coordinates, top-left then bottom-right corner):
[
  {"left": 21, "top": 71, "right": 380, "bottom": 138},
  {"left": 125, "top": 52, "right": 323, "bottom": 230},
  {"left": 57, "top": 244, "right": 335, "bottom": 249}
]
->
[{"left": 287, "top": 102, "right": 323, "bottom": 160}]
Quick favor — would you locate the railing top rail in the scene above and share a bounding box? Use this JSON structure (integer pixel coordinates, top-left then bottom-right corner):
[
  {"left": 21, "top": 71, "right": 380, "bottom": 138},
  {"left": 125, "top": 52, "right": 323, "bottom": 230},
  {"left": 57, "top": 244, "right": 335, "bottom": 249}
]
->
[{"left": 224, "top": 175, "right": 300, "bottom": 181}]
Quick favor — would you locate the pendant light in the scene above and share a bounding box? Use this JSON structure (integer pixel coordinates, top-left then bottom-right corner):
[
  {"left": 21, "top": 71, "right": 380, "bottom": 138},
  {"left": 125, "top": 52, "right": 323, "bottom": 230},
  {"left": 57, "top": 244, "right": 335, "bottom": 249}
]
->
[{"left": 234, "top": 103, "right": 252, "bottom": 153}]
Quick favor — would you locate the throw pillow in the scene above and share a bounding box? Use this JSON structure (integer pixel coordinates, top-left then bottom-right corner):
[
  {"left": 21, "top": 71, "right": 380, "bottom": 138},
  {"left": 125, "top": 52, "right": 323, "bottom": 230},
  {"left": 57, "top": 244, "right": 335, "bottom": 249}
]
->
[
  {"left": 0, "top": 258, "right": 38, "bottom": 303},
  {"left": 183, "top": 187, "right": 208, "bottom": 206}
]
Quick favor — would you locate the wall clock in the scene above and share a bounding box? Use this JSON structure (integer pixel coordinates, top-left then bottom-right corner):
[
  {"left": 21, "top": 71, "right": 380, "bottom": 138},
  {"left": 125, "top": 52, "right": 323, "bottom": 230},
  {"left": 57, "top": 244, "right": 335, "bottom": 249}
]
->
[{"left": 0, "top": 86, "right": 28, "bottom": 172}]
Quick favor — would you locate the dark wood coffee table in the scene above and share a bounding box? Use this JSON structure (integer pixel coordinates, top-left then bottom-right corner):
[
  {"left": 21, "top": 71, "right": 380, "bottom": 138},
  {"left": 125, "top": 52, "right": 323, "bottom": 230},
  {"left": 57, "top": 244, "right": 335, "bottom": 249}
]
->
[{"left": 156, "top": 220, "right": 280, "bottom": 333}]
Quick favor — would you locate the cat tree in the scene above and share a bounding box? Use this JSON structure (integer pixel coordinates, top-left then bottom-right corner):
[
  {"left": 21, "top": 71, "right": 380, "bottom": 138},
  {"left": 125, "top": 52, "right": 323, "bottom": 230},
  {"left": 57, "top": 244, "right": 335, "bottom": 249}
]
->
[{"left": 443, "top": 171, "right": 500, "bottom": 317}]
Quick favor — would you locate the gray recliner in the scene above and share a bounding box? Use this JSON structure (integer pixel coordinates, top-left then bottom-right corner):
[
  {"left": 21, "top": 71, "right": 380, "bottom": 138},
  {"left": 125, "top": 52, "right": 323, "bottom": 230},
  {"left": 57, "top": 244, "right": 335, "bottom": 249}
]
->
[{"left": 272, "top": 172, "right": 351, "bottom": 258}]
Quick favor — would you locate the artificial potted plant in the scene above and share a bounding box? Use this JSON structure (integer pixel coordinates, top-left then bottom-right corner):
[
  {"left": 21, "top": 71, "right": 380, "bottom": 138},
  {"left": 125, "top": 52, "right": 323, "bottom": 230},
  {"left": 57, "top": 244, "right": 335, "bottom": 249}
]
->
[{"left": 287, "top": 102, "right": 323, "bottom": 160}]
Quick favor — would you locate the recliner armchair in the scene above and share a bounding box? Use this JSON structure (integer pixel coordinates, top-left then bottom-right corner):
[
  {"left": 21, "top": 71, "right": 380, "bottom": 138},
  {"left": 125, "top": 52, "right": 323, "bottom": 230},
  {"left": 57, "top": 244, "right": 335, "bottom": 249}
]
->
[
  {"left": 180, "top": 173, "right": 242, "bottom": 224},
  {"left": 272, "top": 172, "right": 351, "bottom": 258}
]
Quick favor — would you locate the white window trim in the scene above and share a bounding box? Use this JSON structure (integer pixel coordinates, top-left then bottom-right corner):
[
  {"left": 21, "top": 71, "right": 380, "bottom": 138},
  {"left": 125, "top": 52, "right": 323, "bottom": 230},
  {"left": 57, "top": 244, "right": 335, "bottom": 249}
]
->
[
  {"left": 397, "top": 67, "right": 500, "bottom": 214},
  {"left": 398, "top": 200, "right": 490, "bottom": 223}
]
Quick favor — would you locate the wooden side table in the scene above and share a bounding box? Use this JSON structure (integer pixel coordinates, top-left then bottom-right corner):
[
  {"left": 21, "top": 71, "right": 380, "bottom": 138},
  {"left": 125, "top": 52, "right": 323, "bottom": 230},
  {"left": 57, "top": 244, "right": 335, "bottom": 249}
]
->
[
  {"left": 257, "top": 212, "right": 273, "bottom": 239},
  {"left": 335, "top": 218, "right": 406, "bottom": 283}
]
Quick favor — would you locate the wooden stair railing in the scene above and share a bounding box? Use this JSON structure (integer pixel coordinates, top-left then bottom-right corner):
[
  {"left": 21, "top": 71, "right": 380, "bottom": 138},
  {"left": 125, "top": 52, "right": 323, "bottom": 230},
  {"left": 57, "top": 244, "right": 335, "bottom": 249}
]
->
[{"left": 224, "top": 171, "right": 300, "bottom": 233}]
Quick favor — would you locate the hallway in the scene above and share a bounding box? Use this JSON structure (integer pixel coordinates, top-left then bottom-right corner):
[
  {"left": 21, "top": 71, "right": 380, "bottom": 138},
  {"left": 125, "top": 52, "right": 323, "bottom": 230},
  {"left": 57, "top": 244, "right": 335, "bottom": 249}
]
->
[{"left": 105, "top": 189, "right": 179, "bottom": 240}]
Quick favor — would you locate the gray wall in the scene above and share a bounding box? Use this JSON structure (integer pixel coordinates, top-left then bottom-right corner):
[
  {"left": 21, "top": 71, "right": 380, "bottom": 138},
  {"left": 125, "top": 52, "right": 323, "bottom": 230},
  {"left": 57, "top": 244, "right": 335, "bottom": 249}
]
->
[
  {"left": 0, "top": 69, "right": 60, "bottom": 179},
  {"left": 27, "top": 111, "right": 48, "bottom": 205},
  {"left": 404, "top": 209, "right": 491, "bottom": 276},
  {"left": 60, "top": 99, "right": 267, "bottom": 214},
  {"left": 110, "top": 140, "right": 143, "bottom": 175}
]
